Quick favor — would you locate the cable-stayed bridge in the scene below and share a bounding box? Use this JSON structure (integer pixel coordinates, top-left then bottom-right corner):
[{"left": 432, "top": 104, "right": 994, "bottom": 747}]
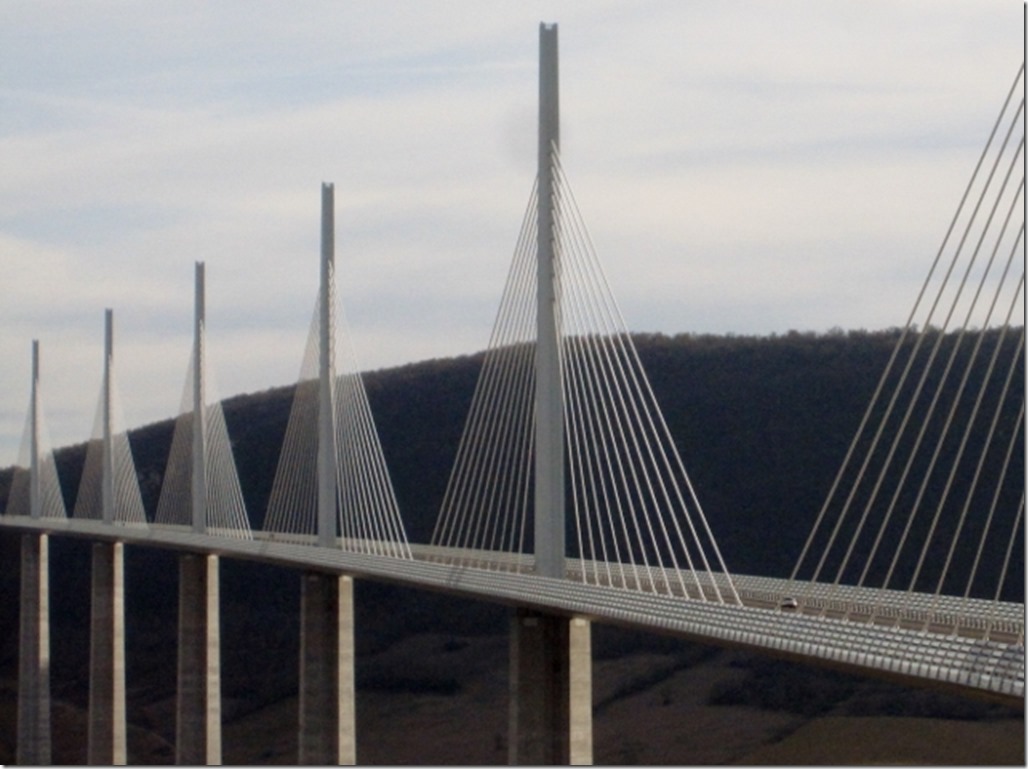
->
[{"left": 1, "top": 24, "right": 1023, "bottom": 766}]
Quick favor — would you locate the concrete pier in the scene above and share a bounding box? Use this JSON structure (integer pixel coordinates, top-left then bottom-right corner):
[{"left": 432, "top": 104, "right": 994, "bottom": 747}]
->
[
  {"left": 88, "top": 540, "right": 127, "bottom": 765},
  {"left": 299, "top": 572, "right": 356, "bottom": 765},
  {"left": 17, "top": 531, "right": 51, "bottom": 766},
  {"left": 509, "top": 609, "right": 592, "bottom": 765},
  {"left": 175, "top": 552, "right": 221, "bottom": 765}
]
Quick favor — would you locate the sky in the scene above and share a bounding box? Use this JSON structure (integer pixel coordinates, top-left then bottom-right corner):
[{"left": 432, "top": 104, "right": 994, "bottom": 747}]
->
[{"left": 1, "top": 0, "right": 1024, "bottom": 467}]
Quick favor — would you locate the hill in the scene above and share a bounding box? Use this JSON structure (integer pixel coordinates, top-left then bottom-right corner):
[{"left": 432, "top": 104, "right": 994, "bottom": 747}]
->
[{"left": 0, "top": 330, "right": 1023, "bottom": 764}]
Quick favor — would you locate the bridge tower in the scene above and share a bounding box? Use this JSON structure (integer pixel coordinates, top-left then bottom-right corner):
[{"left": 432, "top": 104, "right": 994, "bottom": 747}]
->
[
  {"left": 534, "top": 20, "right": 564, "bottom": 581},
  {"left": 87, "top": 309, "right": 128, "bottom": 765},
  {"left": 298, "top": 182, "right": 357, "bottom": 765},
  {"left": 509, "top": 22, "right": 593, "bottom": 766},
  {"left": 175, "top": 262, "right": 223, "bottom": 765},
  {"left": 17, "top": 340, "right": 52, "bottom": 766}
]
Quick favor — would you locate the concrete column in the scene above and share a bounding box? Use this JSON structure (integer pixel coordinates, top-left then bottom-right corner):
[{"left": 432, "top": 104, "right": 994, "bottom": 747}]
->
[
  {"left": 299, "top": 572, "right": 355, "bottom": 765},
  {"left": 88, "top": 540, "right": 127, "bottom": 765},
  {"left": 192, "top": 263, "right": 207, "bottom": 536},
  {"left": 90, "top": 309, "right": 128, "bottom": 764},
  {"left": 534, "top": 21, "right": 565, "bottom": 579},
  {"left": 318, "top": 182, "right": 338, "bottom": 549},
  {"left": 17, "top": 531, "right": 51, "bottom": 765},
  {"left": 101, "top": 309, "right": 115, "bottom": 526},
  {"left": 509, "top": 608, "right": 592, "bottom": 765},
  {"left": 29, "top": 342, "right": 41, "bottom": 522},
  {"left": 568, "top": 617, "right": 593, "bottom": 765},
  {"left": 176, "top": 552, "right": 221, "bottom": 765}
]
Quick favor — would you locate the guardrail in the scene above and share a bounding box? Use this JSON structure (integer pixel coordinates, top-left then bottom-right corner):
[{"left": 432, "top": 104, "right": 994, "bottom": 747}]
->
[{"left": 1, "top": 514, "right": 1022, "bottom": 705}]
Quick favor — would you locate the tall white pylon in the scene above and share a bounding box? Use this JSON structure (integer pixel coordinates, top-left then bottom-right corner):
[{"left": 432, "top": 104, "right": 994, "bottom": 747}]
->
[
  {"left": 534, "top": 21, "right": 565, "bottom": 580},
  {"left": 263, "top": 183, "right": 411, "bottom": 559},
  {"left": 318, "top": 182, "right": 338, "bottom": 549},
  {"left": 154, "top": 262, "right": 250, "bottom": 538},
  {"left": 7, "top": 342, "right": 67, "bottom": 521},
  {"left": 12, "top": 341, "right": 61, "bottom": 766},
  {"left": 430, "top": 22, "right": 738, "bottom": 608},
  {"left": 71, "top": 309, "right": 135, "bottom": 764},
  {"left": 175, "top": 262, "right": 224, "bottom": 765},
  {"left": 73, "top": 309, "right": 147, "bottom": 525},
  {"left": 192, "top": 263, "right": 207, "bottom": 535},
  {"left": 299, "top": 183, "right": 355, "bottom": 766}
]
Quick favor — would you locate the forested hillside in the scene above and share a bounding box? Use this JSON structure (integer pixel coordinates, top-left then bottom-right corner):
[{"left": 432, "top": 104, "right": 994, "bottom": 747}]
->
[{"left": 0, "top": 329, "right": 1022, "bottom": 763}]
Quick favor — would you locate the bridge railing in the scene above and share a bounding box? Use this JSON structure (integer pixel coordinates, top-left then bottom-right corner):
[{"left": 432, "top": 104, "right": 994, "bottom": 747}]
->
[{"left": 0, "top": 511, "right": 1023, "bottom": 703}]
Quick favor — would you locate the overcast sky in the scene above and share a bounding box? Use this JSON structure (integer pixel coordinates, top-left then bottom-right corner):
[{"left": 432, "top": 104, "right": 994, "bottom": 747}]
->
[{"left": 1, "top": 0, "right": 1023, "bottom": 466}]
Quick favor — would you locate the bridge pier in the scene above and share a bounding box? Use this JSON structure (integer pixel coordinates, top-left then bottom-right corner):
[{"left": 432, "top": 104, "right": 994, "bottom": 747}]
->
[
  {"left": 299, "top": 572, "right": 356, "bottom": 765},
  {"left": 17, "top": 531, "right": 51, "bottom": 765},
  {"left": 87, "top": 540, "right": 127, "bottom": 765},
  {"left": 509, "top": 609, "right": 592, "bottom": 765},
  {"left": 175, "top": 552, "right": 221, "bottom": 765}
]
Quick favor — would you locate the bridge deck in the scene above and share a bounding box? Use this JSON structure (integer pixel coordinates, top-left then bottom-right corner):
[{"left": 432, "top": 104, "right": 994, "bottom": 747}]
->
[{"left": 1, "top": 516, "right": 1022, "bottom": 707}]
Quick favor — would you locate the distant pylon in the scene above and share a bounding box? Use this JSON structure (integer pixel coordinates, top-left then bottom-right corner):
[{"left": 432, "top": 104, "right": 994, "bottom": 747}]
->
[
  {"left": 154, "top": 263, "right": 251, "bottom": 538},
  {"left": 13, "top": 341, "right": 59, "bottom": 766},
  {"left": 263, "top": 183, "right": 411, "bottom": 558},
  {"left": 73, "top": 309, "right": 147, "bottom": 525},
  {"left": 6, "top": 342, "right": 67, "bottom": 521}
]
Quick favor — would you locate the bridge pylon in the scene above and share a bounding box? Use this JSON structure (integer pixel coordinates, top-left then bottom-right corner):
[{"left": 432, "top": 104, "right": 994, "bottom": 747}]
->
[
  {"left": 175, "top": 263, "right": 223, "bottom": 765},
  {"left": 86, "top": 310, "right": 128, "bottom": 765},
  {"left": 15, "top": 341, "right": 63, "bottom": 766},
  {"left": 509, "top": 22, "right": 593, "bottom": 766},
  {"left": 534, "top": 20, "right": 564, "bottom": 582},
  {"left": 297, "top": 182, "right": 357, "bottom": 765}
]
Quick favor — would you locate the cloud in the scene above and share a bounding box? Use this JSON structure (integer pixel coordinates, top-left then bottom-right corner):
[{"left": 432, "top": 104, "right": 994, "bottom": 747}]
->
[{"left": 0, "top": 0, "right": 1022, "bottom": 466}]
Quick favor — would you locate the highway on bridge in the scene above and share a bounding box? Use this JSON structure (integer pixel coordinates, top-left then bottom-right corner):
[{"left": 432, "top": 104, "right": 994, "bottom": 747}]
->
[{"left": 2, "top": 514, "right": 1021, "bottom": 709}]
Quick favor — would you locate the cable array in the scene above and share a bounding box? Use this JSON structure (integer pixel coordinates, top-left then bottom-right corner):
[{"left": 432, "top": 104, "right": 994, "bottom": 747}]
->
[
  {"left": 430, "top": 184, "right": 539, "bottom": 564},
  {"left": 5, "top": 390, "right": 67, "bottom": 520},
  {"left": 154, "top": 350, "right": 252, "bottom": 538},
  {"left": 263, "top": 301, "right": 320, "bottom": 539},
  {"left": 791, "top": 64, "right": 1025, "bottom": 622},
  {"left": 553, "top": 150, "right": 737, "bottom": 602},
  {"left": 432, "top": 149, "right": 738, "bottom": 604},
  {"left": 263, "top": 293, "right": 412, "bottom": 558},
  {"left": 71, "top": 369, "right": 147, "bottom": 525},
  {"left": 336, "top": 307, "right": 412, "bottom": 557}
]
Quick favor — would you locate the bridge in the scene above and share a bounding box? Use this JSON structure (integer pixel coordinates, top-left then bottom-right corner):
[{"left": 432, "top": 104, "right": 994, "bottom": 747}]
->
[{"left": 1, "top": 24, "right": 1024, "bottom": 765}]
